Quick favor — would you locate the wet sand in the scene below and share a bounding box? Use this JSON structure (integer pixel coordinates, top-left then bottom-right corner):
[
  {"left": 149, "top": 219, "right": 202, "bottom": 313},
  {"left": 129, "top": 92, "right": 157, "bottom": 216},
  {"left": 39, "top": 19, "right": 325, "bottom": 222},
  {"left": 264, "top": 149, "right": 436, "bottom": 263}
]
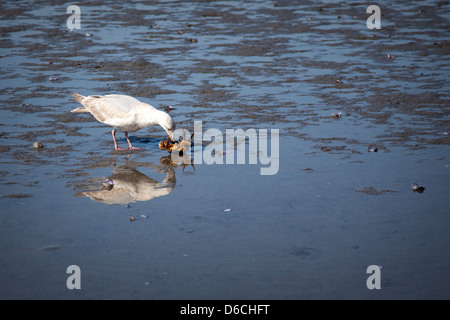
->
[{"left": 0, "top": 0, "right": 449, "bottom": 299}]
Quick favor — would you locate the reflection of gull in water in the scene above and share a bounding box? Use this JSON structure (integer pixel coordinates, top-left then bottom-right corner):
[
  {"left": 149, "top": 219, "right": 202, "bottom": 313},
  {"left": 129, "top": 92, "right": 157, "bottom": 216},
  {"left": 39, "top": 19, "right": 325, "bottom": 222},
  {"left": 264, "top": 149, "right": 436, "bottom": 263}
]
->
[
  {"left": 76, "top": 163, "right": 176, "bottom": 205},
  {"left": 70, "top": 92, "right": 176, "bottom": 151}
]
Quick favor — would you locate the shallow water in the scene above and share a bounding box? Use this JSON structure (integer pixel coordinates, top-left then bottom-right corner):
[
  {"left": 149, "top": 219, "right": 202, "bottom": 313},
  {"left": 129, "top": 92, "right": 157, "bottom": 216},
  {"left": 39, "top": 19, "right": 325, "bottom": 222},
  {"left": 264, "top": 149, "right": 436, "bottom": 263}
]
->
[{"left": 0, "top": 0, "right": 449, "bottom": 299}]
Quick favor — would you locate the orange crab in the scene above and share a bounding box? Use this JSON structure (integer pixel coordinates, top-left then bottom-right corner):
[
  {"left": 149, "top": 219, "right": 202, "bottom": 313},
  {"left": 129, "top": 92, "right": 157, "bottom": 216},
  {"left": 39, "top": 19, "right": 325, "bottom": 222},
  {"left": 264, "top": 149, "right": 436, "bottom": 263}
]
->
[
  {"left": 159, "top": 138, "right": 190, "bottom": 153},
  {"left": 159, "top": 138, "right": 194, "bottom": 171}
]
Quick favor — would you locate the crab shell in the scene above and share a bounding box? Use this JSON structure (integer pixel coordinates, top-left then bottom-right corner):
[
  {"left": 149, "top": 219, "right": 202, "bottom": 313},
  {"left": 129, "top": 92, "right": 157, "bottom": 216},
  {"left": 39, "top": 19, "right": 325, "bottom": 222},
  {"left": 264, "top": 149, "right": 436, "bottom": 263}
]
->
[
  {"left": 158, "top": 140, "right": 170, "bottom": 150},
  {"left": 159, "top": 139, "right": 191, "bottom": 153}
]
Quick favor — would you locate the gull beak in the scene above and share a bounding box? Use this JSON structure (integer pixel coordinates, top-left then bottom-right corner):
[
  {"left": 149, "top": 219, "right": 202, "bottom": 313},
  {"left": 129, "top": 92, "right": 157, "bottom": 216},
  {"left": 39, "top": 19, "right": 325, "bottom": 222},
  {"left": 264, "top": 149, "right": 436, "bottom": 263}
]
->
[{"left": 168, "top": 130, "right": 176, "bottom": 142}]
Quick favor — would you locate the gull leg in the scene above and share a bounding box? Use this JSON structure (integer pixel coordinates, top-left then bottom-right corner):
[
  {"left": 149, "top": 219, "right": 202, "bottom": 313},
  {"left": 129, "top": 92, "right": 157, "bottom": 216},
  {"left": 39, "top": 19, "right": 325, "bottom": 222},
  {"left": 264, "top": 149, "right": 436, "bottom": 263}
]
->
[
  {"left": 124, "top": 131, "right": 144, "bottom": 151},
  {"left": 112, "top": 129, "right": 127, "bottom": 151}
]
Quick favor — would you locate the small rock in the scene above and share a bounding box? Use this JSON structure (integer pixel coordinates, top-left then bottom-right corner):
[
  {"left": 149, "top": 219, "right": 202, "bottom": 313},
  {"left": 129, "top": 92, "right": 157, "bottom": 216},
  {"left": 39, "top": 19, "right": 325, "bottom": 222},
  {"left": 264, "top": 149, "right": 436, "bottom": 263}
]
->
[
  {"left": 331, "top": 112, "right": 342, "bottom": 119},
  {"left": 42, "top": 245, "right": 61, "bottom": 251},
  {"left": 33, "top": 141, "right": 44, "bottom": 149},
  {"left": 411, "top": 182, "right": 425, "bottom": 193},
  {"left": 102, "top": 179, "right": 114, "bottom": 190}
]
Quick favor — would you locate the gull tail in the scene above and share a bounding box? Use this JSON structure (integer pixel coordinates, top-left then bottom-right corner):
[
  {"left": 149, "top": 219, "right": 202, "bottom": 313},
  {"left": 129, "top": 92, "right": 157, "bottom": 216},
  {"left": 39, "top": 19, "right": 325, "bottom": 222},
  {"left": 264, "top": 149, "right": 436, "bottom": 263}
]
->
[
  {"left": 71, "top": 107, "right": 89, "bottom": 113},
  {"left": 70, "top": 92, "right": 89, "bottom": 113},
  {"left": 71, "top": 92, "right": 85, "bottom": 103}
]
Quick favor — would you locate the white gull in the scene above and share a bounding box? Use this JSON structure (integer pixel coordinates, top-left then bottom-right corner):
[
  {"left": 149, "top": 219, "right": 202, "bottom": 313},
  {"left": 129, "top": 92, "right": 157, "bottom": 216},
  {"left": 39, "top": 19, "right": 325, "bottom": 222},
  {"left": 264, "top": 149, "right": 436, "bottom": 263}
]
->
[
  {"left": 76, "top": 165, "right": 176, "bottom": 205},
  {"left": 70, "top": 92, "right": 175, "bottom": 151}
]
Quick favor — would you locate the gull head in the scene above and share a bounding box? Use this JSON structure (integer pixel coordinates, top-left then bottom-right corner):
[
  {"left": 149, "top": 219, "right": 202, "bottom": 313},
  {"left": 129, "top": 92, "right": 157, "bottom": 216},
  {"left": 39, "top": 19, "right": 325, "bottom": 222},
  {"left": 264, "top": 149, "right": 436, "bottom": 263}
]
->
[{"left": 161, "top": 112, "right": 176, "bottom": 141}]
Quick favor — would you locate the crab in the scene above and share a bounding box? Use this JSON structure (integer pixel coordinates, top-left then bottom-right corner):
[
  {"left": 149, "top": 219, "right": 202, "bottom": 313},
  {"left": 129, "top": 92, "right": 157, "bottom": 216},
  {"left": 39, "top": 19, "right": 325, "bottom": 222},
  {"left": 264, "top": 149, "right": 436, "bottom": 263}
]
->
[
  {"left": 159, "top": 138, "right": 191, "bottom": 154},
  {"left": 159, "top": 138, "right": 194, "bottom": 171}
]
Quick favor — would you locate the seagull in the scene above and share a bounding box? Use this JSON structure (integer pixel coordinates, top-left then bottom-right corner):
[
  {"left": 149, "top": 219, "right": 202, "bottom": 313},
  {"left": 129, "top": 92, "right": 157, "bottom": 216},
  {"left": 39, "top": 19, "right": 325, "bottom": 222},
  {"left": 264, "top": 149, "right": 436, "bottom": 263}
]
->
[
  {"left": 75, "top": 165, "right": 176, "bottom": 205},
  {"left": 70, "top": 92, "right": 176, "bottom": 151}
]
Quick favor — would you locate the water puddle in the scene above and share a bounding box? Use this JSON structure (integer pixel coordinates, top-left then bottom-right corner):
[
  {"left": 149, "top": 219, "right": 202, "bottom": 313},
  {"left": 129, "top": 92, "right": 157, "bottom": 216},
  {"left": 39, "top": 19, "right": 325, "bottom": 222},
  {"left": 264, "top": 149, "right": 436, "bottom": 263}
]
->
[{"left": 0, "top": 0, "right": 449, "bottom": 299}]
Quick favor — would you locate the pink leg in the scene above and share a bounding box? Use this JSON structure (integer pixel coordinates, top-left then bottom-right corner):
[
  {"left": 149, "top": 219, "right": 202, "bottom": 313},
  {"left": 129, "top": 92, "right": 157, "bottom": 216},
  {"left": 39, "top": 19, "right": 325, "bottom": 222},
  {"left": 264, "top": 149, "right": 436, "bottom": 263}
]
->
[
  {"left": 124, "top": 132, "right": 144, "bottom": 151},
  {"left": 111, "top": 129, "right": 128, "bottom": 151}
]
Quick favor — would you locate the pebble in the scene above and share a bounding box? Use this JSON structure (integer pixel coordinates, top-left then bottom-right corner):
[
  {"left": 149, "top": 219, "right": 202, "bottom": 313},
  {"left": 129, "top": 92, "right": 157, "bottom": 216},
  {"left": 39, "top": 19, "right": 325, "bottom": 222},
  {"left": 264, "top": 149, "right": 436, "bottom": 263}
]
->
[
  {"left": 411, "top": 182, "right": 425, "bottom": 193},
  {"left": 33, "top": 141, "right": 44, "bottom": 149},
  {"left": 102, "top": 178, "right": 114, "bottom": 190},
  {"left": 42, "top": 245, "right": 61, "bottom": 251},
  {"left": 331, "top": 112, "right": 342, "bottom": 119}
]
